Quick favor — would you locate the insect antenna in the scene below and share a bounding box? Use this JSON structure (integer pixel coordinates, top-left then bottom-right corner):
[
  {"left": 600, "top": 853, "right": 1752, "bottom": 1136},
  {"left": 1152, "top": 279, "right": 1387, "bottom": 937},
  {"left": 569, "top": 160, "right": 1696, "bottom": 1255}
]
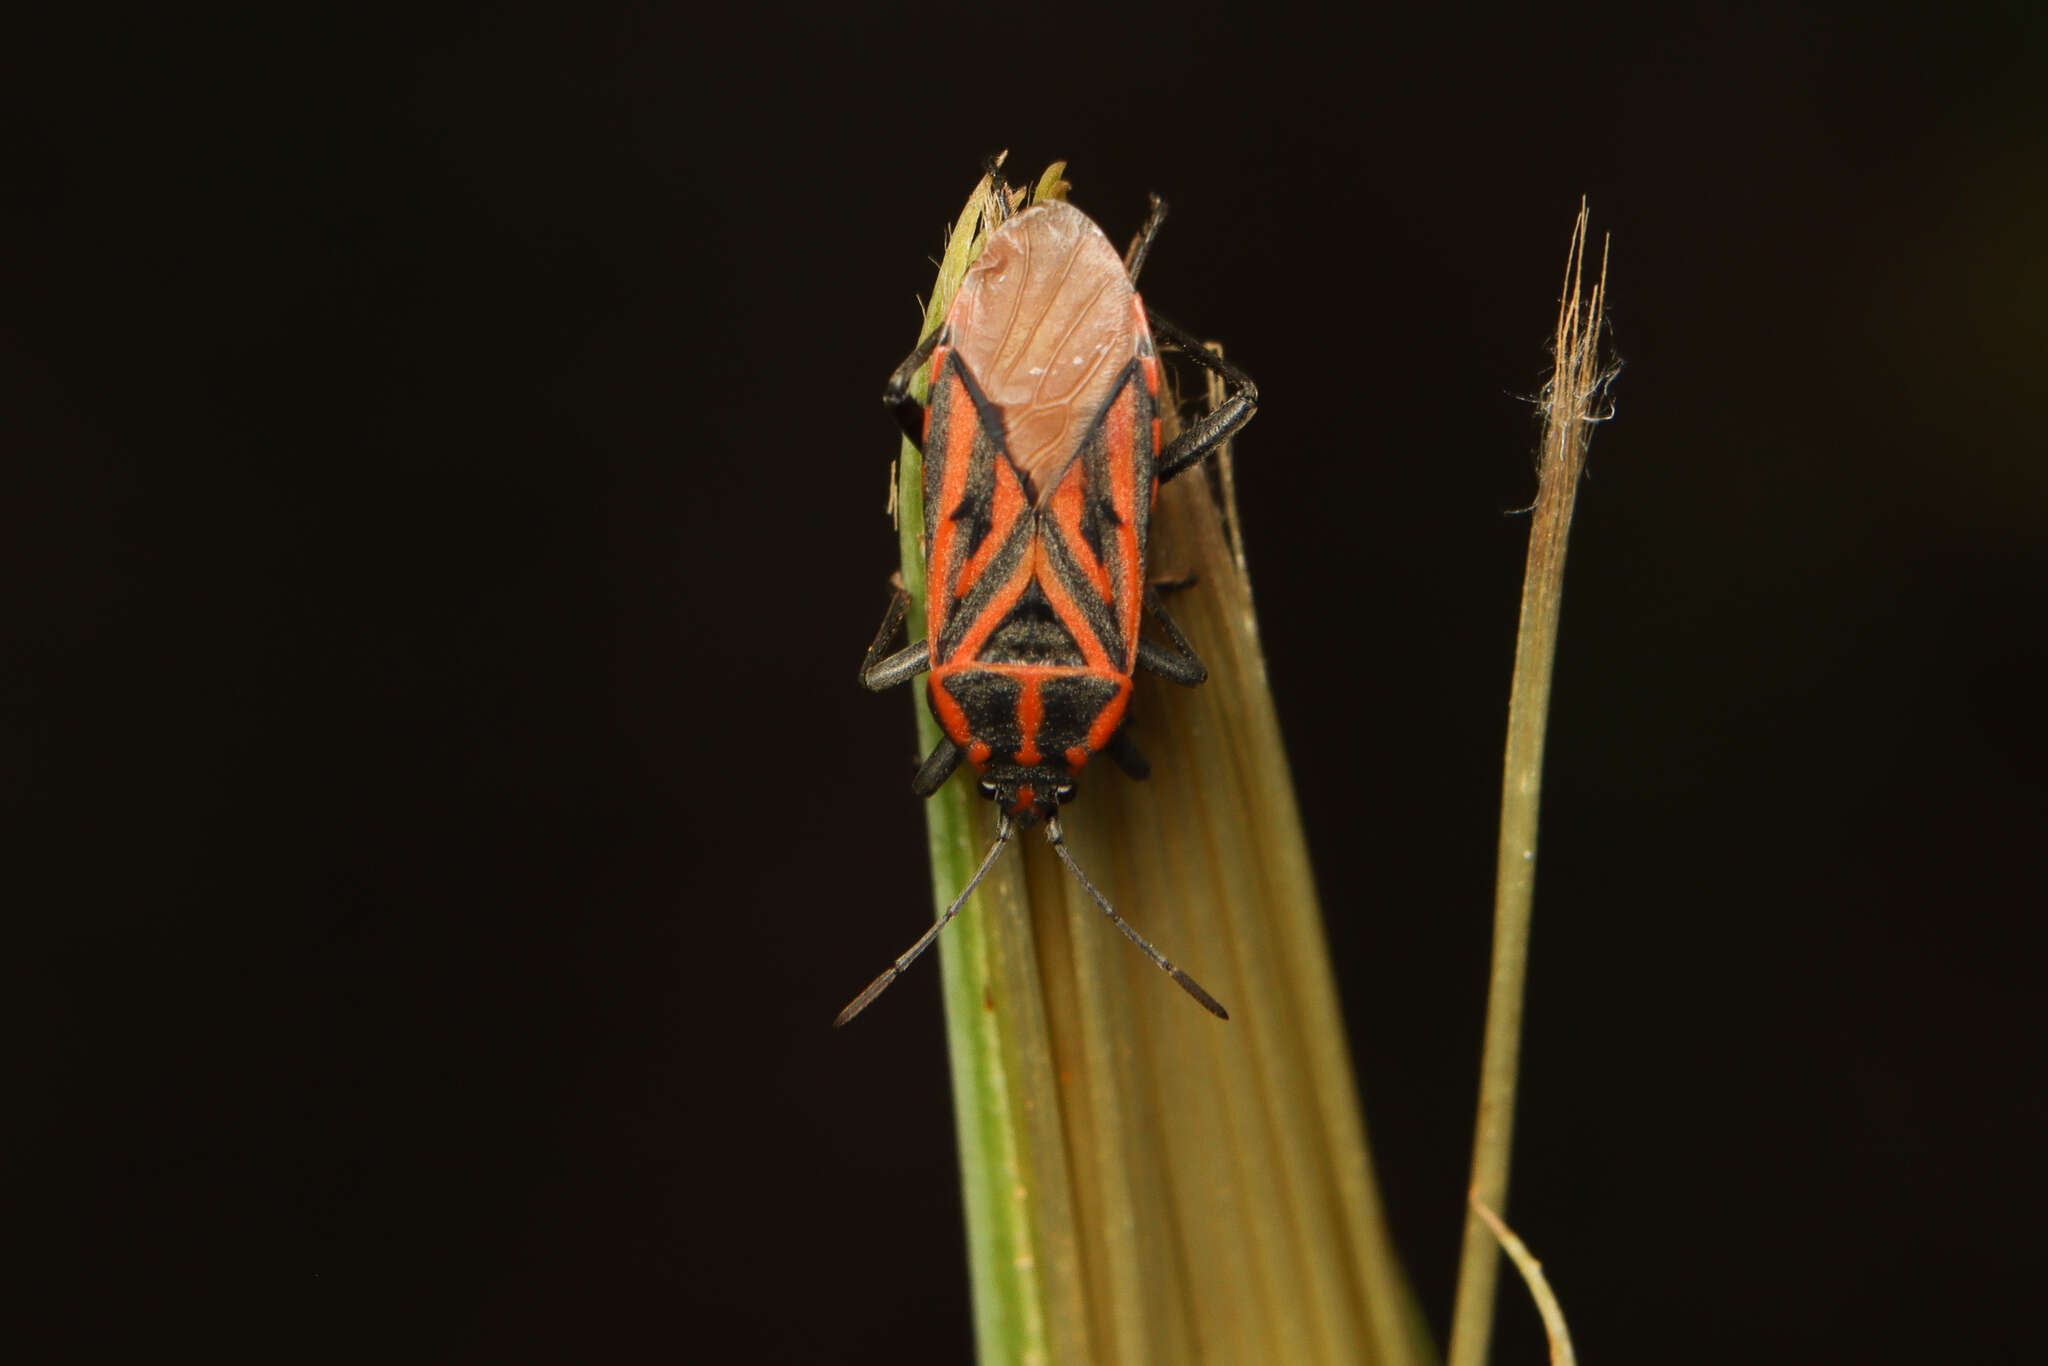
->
[
  {"left": 1045, "top": 816, "right": 1230, "bottom": 1020},
  {"left": 834, "top": 811, "right": 1014, "bottom": 1027}
]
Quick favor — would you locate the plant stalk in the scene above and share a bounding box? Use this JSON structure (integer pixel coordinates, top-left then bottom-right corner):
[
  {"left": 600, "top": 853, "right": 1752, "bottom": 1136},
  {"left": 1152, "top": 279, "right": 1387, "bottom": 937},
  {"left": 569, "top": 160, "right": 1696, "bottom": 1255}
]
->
[{"left": 1444, "top": 202, "right": 1611, "bottom": 1366}]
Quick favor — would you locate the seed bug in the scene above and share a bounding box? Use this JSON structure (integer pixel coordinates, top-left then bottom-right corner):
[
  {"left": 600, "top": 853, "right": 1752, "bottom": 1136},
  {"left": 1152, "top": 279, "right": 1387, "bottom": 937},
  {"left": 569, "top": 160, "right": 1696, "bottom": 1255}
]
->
[{"left": 840, "top": 166, "right": 1257, "bottom": 1026}]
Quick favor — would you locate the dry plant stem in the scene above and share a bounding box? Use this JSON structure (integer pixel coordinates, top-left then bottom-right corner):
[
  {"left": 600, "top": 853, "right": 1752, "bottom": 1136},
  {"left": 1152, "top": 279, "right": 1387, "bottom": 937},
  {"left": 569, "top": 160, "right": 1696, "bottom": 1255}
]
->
[
  {"left": 1470, "top": 1195, "right": 1578, "bottom": 1366},
  {"left": 1445, "top": 202, "right": 1610, "bottom": 1366}
]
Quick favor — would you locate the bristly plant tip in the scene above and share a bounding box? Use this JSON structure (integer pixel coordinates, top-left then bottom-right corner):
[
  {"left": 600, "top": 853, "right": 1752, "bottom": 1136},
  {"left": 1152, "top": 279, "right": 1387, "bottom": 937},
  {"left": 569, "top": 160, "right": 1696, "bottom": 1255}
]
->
[{"left": 1446, "top": 198, "right": 1615, "bottom": 1366}]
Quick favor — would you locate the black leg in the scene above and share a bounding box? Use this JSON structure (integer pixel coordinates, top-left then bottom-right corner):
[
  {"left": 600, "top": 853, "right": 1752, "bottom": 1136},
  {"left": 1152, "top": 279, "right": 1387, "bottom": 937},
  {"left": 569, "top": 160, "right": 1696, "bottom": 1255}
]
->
[
  {"left": 1147, "top": 310, "right": 1258, "bottom": 485},
  {"left": 1123, "top": 193, "right": 1168, "bottom": 285},
  {"left": 882, "top": 327, "right": 942, "bottom": 451},
  {"left": 911, "top": 735, "right": 964, "bottom": 796},
  {"left": 859, "top": 585, "right": 930, "bottom": 691},
  {"left": 1104, "top": 725, "right": 1151, "bottom": 781},
  {"left": 1134, "top": 586, "right": 1207, "bottom": 686}
]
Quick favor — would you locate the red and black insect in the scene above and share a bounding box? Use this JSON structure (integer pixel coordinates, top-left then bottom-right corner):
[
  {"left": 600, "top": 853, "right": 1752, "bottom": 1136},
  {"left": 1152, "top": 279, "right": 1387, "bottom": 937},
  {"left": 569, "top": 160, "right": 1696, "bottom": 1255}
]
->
[{"left": 838, "top": 168, "right": 1257, "bottom": 1026}]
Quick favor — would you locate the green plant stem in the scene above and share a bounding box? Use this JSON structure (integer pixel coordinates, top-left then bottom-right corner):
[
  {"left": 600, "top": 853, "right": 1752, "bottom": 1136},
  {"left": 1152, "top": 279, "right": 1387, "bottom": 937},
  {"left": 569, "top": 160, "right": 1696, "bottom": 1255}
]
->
[
  {"left": 1445, "top": 204, "right": 1609, "bottom": 1366},
  {"left": 898, "top": 165, "right": 1077, "bottom": 1366}
]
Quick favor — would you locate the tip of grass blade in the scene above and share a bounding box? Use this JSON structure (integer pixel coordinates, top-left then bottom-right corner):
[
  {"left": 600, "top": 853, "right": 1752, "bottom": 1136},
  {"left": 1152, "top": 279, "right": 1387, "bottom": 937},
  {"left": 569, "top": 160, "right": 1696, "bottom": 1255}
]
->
[{"left": 1032, "top": 160, "right": 1071, "bottom": 205}]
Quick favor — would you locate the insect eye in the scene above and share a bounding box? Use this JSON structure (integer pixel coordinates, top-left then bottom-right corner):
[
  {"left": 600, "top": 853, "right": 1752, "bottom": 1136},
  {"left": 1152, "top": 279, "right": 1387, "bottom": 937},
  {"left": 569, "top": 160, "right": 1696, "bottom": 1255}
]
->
[
  {"left": 1055, "top": 783, "right": 1076, "bottom": 801},
  {"left": 978, "top": 780, "right": 998, "bottom": 798}
]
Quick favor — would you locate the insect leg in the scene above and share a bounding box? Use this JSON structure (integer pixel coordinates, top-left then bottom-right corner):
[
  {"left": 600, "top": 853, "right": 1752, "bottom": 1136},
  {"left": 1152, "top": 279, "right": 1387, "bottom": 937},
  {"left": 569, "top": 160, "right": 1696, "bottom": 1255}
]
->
[
  {"left": 910, "top": 735, "right": 964, "bottom": 797},
  {"left": 1147, "top": 311, "right": 1259, "bottom": 485},
  {"left": 882, "top": 328, "right": 942, "bottom": 450},
  {"left": 1123, "top": 193, "right": 1168, "bottom": 285},
  {"left": 1104, "top": 724, "right": 1151, "bottom": 781},
  {"left": 983, "top": 153, "right": 1013, "bottom": 224},
  {"left": 858, "top": 585, "right": 930, "bottom": 691},
  {"left": 1134, "top": 585, "right": 1208, "bottom": 686}
]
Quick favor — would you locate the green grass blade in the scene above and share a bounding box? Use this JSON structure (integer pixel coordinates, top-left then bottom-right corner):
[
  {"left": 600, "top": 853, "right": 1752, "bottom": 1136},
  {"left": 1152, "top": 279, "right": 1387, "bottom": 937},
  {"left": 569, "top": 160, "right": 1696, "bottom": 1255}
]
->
[{"left": 890, "top": 166, "right": 1065, "bottom": 1366}]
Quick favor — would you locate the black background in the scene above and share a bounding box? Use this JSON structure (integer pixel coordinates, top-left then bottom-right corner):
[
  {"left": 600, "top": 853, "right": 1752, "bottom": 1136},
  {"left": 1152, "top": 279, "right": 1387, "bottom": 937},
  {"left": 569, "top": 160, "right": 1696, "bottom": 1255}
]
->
[{"left": 8, "top": 3, "right": 2044, "bottom": 1361}]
